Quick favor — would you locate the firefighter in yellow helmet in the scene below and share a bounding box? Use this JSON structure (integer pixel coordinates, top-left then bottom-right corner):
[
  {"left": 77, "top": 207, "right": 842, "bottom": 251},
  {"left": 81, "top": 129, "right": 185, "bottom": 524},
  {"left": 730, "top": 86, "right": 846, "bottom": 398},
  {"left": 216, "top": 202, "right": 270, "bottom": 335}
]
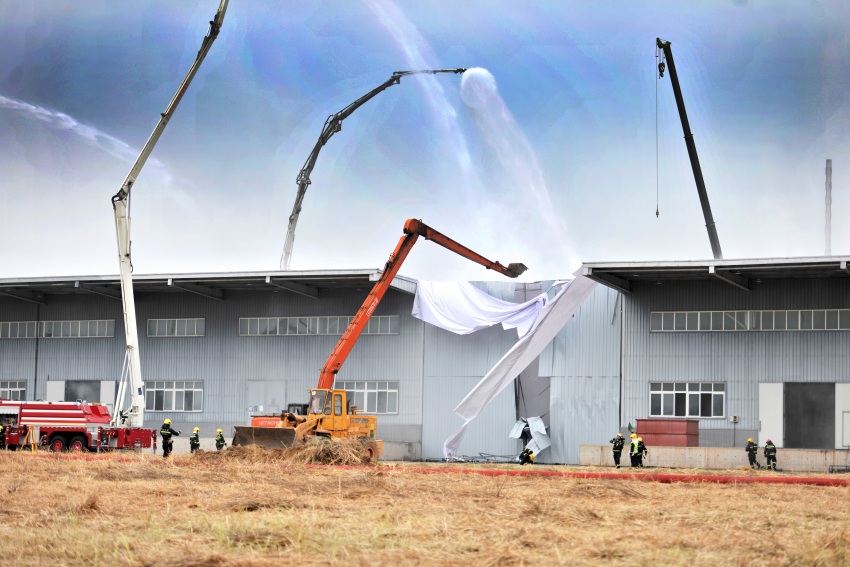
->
[
  {"left": 517, "top": 447, "right": 535, "bottom": 465},
  {"left": 629, "top": 433, "right": 640, "bottom": 467},
  {"left": 215, "top": 428, "right": 227, "bottom": 451},
  {"left": 636, "top": 437, "right": 648, "bottom": 467},
  {"left": 745, "top": 438, "right": 761, "bottom": 469},
  {"left": 160, "top": 418, "right": 181, "bottom": 458},
  {"left": 189, "top": 427, "right": 201, "bottom": 454},
  {"left": 609, "top": 432, "right": 625, "bottom": 468}
]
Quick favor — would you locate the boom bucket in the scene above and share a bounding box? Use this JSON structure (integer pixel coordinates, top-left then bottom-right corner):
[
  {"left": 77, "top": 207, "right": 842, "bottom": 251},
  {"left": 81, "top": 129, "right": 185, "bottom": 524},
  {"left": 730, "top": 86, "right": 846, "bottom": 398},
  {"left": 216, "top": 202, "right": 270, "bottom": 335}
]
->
[{"left": 232, "top": 426, "right": 297, "bottom": 449}]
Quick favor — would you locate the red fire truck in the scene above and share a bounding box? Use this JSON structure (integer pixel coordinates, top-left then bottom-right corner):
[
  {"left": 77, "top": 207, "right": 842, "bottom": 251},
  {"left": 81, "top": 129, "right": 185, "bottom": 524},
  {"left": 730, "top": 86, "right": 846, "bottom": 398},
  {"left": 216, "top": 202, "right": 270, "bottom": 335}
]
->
[{"left": 0, "top": 400, "right": 156, "bottom": 452}]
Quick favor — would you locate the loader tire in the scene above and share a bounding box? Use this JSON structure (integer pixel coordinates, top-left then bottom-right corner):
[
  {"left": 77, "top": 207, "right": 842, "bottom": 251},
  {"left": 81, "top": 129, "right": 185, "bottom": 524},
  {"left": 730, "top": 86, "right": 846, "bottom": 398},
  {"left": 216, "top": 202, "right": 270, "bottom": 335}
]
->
[{"left": 361, "top": 440, "right": 379, "bottom": 464}]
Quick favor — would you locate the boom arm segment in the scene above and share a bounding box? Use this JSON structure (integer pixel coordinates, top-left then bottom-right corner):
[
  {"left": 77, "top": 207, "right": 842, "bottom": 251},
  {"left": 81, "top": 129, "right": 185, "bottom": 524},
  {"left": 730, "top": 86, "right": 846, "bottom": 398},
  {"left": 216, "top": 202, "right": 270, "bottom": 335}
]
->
[
  {"left": 317, "top": 218, "right": 526, "bottom": 389},
  {"left": 656, "top": 37, "right": 723, "bottom": 260},
  {"left": 280, "top": 68, "right": 467, "bottom": 270},
  {"left": 110, "top": 0, "right": 229, "bottom": 428}
]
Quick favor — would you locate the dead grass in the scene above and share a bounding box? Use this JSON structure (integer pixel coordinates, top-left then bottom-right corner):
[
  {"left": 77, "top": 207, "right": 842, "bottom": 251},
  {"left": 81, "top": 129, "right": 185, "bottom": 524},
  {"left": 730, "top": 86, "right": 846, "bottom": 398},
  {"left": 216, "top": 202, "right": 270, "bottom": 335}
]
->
[{"left": 0, "top": 450, "right": 848, "bottom": 566}]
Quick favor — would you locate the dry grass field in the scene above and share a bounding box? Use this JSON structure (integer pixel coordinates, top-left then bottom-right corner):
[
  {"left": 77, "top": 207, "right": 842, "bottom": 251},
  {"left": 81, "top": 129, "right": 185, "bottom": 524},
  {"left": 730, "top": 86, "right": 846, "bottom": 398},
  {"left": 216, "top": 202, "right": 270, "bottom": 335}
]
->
[{"left": 1, "top": 446, "right": 849, "bottom": 567}]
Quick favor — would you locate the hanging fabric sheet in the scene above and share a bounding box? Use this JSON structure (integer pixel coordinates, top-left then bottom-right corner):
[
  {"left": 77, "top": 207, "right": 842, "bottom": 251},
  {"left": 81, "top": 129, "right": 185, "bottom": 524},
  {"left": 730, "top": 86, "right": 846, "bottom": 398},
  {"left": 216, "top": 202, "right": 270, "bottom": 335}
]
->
[
  {"left": 412, "top": 281, "right": 547, "bottom": 338},
  {"left": 443, "top": 273, "right": 598, "bottom": 458}
]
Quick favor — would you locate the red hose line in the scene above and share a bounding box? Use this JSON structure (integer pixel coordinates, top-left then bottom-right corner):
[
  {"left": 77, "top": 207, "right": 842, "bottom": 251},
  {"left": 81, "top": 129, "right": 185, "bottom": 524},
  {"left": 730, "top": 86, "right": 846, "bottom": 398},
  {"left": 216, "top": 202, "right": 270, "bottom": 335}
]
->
[{"left": 384, "top": 466, "right": 849, "bottom": 487}]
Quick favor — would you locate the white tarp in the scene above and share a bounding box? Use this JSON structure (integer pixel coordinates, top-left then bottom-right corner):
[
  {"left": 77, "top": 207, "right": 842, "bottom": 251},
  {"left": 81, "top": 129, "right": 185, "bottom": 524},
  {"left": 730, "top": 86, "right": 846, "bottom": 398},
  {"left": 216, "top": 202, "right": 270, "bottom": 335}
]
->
[
  {"left": 412, "top": 281, "right": 547, "bottom": 338},
  {"left": 443, "top": 274, "right": 598, "bottom": 457}
]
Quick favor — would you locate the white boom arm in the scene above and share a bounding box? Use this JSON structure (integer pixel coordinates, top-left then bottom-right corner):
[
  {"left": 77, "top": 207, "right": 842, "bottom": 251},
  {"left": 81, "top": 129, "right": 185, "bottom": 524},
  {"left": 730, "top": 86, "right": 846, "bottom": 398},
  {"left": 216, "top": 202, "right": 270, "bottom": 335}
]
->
[{"left": 110, "top": 0, "right": 229, "bottom": 427}]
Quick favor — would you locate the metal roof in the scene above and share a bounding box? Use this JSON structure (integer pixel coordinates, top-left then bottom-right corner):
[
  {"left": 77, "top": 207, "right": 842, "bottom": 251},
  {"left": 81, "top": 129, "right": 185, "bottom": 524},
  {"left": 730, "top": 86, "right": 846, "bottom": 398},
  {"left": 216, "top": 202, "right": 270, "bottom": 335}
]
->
[
  {"left": 0, "top": 269, "right": 418, "bottom": 305},
  {"left": 582, "top": 256, "right": 850, "bottom": 293}
]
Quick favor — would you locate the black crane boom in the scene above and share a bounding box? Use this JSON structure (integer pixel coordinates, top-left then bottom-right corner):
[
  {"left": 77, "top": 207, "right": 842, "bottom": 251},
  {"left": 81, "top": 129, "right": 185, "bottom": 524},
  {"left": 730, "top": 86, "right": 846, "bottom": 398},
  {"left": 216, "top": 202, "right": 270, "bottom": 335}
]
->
[{"left": 657, "top": 37, "right": 723, "bottom": 260}]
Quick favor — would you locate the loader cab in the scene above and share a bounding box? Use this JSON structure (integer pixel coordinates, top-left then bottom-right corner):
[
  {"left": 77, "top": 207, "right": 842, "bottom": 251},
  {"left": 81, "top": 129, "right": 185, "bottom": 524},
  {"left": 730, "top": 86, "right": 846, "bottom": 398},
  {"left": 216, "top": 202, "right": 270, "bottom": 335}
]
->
[
  {"left": 308, "top": 388, "right": 352, "bottom": 433},
  {"left": 308, "top": 390, "right": 329, "bottom": 416}
]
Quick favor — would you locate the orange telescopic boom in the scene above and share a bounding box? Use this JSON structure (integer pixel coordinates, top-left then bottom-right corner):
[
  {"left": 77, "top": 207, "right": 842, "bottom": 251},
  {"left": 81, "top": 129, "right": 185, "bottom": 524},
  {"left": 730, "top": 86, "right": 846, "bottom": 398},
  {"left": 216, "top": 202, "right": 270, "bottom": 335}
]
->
[
  {"left": 317, "top": 218, "right": 527, "bottom": 389},
  {"left": 233, "top": 218, "right": 526, "bottom": 457}
]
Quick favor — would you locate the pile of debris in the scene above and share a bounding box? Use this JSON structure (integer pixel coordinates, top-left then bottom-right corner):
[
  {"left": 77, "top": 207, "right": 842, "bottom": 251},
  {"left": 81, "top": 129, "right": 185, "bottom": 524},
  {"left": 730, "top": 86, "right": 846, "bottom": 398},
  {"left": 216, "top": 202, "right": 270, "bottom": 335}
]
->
[{"left": 191, "top": 438, "right": 374, "bottom": 466}]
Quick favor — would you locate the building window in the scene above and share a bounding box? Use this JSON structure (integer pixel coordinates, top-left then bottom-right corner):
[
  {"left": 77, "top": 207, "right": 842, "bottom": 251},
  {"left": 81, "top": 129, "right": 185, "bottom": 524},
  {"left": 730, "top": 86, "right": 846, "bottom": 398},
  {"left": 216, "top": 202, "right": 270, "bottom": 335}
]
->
[
  {"left": 5, "top": 320, "right": 119, "bottom": 339},
  {"left": 238, "top": 315, "right": 399, "bottom": 337},
  {"left": 0, "top": 322, "right": 37, "bottom": 339},
  {"left": 2, "top": 321, "right": 115, "bottom": 339},
  {"left": 144, "top": 381, "right": 203, "bottom": 412},
  {"left": 650, "top": 309, "right": 850, "bottom": 332},
  {"left": 650, "top": 382, "right": 725, "bottom": 418},
  {"left": 334, "top": 380, "right": 398, "bottom": 414},
  {"left": 147, "top": 318, "right": 206, "bottom": 337},
  {"left": 0, "top": 380, "right": 26, "bottom": 400}
]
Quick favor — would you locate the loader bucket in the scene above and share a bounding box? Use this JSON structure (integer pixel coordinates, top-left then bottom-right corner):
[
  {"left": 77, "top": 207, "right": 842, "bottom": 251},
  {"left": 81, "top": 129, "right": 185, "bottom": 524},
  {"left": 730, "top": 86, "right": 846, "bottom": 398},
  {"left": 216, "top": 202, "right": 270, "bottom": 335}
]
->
[{"left": 232, "top": 426, "right": 297, "bottom": 449}]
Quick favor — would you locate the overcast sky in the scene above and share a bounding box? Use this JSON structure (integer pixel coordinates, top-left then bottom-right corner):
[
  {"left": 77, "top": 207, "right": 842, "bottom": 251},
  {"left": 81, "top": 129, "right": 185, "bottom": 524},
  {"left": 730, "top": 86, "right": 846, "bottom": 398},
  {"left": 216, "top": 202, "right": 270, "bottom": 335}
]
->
[{"left": 1, "top": 0, "right": 849, "bottom": 282}]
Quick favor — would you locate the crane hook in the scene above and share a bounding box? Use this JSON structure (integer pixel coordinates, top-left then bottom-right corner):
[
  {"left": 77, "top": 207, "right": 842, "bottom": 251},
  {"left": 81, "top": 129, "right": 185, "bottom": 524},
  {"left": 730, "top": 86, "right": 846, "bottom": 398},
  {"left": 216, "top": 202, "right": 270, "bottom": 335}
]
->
[{"left": 658, "top": 61, "right": 666, "bottom": 78}]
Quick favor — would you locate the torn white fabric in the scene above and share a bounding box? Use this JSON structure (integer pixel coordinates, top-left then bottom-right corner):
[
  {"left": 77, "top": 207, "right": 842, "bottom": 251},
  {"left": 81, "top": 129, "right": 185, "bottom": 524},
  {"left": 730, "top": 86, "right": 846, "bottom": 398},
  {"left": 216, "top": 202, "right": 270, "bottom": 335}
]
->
[
  {"left": 412, "top": 281, "right": 547, "bottom": 338},
  {"left": 527, "top": 417, "right": 551, "bottom": 452},
  {"left": 443, "top": 273, "right": 598, "bottom": 458},
  {"left": 525, "top": 437, "right": 547, "bottom": 456},
  {"left": 527, "top": 416, "right": 548, "bottom": 438},
  {"left": 508, "top": 419, "right": 526, "bottom": 439}
]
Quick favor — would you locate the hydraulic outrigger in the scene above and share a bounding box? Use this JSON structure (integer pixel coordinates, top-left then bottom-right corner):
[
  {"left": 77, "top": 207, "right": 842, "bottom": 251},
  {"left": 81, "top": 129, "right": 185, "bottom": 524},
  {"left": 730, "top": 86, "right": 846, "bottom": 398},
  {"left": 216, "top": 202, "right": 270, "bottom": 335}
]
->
[
  {"left": 279, "top": 69, "right": 467, "bottom": 270},
  {"left": 110, "top": 1, "right": 229, "bottom": 428}
]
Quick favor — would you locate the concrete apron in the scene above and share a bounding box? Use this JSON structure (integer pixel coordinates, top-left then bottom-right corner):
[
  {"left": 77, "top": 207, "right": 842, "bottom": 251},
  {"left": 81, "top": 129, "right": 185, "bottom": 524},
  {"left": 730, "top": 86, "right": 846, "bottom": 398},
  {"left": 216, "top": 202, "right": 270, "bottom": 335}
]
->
[{"left": 581, "top": 445, "right": 850, "bottom": 474}]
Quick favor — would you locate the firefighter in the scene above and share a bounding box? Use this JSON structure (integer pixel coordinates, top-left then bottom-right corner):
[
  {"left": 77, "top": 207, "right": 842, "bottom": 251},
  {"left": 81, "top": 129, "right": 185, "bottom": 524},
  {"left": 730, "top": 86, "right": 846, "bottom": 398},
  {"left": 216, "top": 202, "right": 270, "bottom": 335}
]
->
[
  {"left": 637, "top": 437, "right": 648, "bottom": 467},
  {"left": 215, "top": 428, "right": 227, "bottom": 451},
  {"left": 745, "top": 438, "right": 761, "bottom": 469},
  {"left": 764, "top": 439, "right": 778, "bottom": 470},
  {"left": 609, "top": 432, "right": 625, "bottom": 468},
  {"left": 0, "top": 422, "right": 5, "bottom": 449},
  {"left": 629, "top": 433, "right": 640, "bottom": 467},
  {"left": 160, "top": 418, "right": 181, "bottom": 458},
  {"left": 517, "top": 447, "right": 535, "bottom": 465},
  {"left": 189, "top": 427, "right": 201, "bottom": 454}
]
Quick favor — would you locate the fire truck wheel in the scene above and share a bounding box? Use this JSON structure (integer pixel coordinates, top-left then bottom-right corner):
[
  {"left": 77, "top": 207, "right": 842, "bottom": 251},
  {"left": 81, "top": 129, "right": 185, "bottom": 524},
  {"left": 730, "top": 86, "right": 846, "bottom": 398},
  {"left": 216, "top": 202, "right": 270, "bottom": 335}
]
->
[
  {"left": 69, "top": 436, "right": 88, "bottom": 452},
  {"left": 49, "top": 436, "right": 67, "bottom": 452}
]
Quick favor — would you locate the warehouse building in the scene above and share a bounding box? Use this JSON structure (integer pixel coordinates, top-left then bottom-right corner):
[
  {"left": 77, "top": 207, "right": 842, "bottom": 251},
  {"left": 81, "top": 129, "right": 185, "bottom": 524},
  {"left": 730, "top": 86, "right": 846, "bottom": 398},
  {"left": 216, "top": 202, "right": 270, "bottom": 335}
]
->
[
  {"left": 2, "top": 255, "right": 848, "bottom": 462},
  {"left": 0, "top": 269, "right": 531, "bottom": 460},
  {"left": 581, "top": 256, "right": 850, "bottom": 452}
]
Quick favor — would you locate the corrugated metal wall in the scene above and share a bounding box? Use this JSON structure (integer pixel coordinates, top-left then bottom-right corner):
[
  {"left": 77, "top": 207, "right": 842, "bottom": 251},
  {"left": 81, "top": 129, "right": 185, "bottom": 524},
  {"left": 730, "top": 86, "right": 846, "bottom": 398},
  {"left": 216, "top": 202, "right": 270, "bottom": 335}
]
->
[
  {"left": 539, "top": 284, "right": 622, "bottom": 463},
  {"left": 622, "top": 278, "right": 850, "bottom": 444},
  {"left": 0, "top": 287, "right": 425, "bottom": 440},
  {"left": 550, "top": 375, "right": 620, "bottom": 464},
  {"left": 419, "top": 280, "right": 524, "bottom": 459},
  {"left": 421, "top": 374, "right": 519, "bottom": 460},
  {"left": 0, "top": 294, "right": 125, "bottom": 397}
]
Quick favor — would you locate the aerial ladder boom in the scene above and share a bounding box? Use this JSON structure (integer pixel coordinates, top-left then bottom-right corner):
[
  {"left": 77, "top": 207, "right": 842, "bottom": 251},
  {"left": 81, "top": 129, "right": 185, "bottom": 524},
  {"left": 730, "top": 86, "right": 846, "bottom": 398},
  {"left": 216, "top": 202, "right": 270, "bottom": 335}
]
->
[
  {"left": 656, "top": 37, "right": 723, "bottom": 260},
  {"left": 110, "top": 0, "right": 229, "bottom": 427},
  {"left": 279, "top": 68, "right": 467, "bottom": 270},
  {"left": 317, "top": 218, "right": 527, "bottom": 389}
]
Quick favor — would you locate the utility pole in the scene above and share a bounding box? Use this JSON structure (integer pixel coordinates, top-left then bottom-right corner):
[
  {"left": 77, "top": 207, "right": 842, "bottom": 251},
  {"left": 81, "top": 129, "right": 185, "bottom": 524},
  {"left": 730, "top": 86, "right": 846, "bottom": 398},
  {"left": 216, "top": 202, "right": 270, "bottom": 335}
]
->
[{"left": 825, "top": 159, "right": 832, "bottom": 256}]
